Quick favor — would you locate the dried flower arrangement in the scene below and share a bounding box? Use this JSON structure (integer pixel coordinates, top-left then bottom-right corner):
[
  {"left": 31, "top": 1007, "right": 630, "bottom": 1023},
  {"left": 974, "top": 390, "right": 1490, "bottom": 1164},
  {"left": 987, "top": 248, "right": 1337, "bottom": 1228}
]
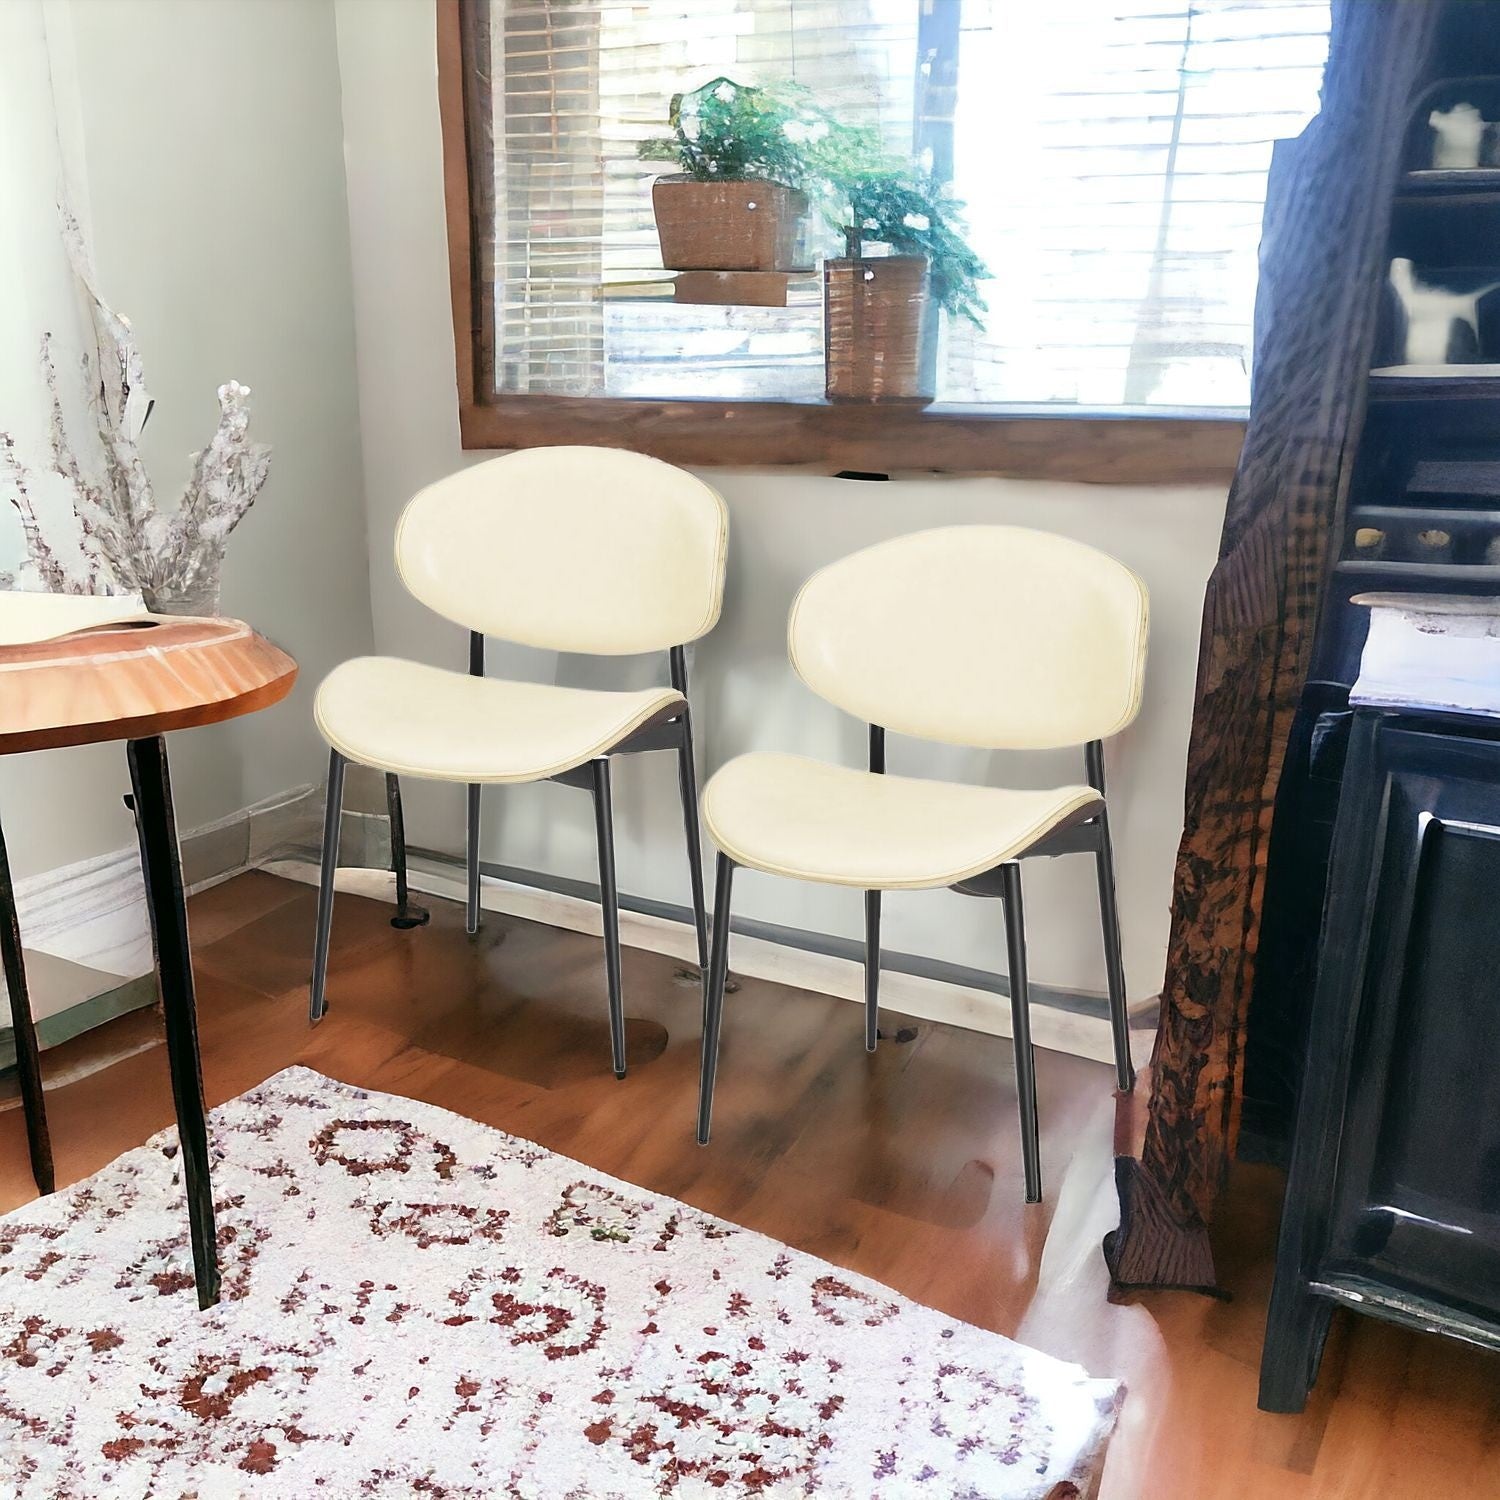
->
[{"left": 0, "top": 224, "right": 270, "bottom": 614}]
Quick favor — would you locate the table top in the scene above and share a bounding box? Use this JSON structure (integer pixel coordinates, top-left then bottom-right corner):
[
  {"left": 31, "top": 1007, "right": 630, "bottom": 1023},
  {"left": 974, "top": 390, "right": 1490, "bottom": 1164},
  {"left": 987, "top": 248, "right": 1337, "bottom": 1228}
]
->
[{"left": 0, "top": 613, "right": 297, "bottom": 754}]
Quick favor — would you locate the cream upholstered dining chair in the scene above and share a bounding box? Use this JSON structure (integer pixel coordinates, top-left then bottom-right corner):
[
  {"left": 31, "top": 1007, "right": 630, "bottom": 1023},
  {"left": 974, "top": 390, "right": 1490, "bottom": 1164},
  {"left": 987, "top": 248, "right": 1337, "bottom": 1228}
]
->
[
  {"left": 695, "top": 525, "right": 1146, "bottom": 1202},
  {"left": 309, "top": 446, "right": 728, "bottom": 1079}
]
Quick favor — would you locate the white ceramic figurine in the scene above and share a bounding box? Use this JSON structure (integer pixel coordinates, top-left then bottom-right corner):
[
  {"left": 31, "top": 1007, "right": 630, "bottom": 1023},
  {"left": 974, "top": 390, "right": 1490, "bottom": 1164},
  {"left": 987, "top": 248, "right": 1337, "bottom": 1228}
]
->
[
  {"left": 1430, "top": 102, "right": 1486, "bottom": 170},
  {"left": 1389, "top": 258, "right": 1500, "bottom": 364}
]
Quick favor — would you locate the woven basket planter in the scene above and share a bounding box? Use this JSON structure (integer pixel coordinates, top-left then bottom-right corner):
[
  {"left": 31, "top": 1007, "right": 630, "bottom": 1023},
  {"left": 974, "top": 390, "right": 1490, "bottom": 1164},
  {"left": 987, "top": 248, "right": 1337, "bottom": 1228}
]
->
[
  {"left": 823, "top": 255, "right": 933, "bottom": 404},
  {"left": 652, "top": 177, "right": 808, "bottom": 272}
]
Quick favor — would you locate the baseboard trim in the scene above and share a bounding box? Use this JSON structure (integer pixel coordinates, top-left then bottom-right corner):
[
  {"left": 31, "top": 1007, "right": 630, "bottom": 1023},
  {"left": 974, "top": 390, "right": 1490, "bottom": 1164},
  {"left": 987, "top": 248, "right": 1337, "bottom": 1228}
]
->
[
  {"left": 266, "top": 851, "right": 1129, "bottom": 1066},
  {"left": 2, "top": 784, "right": 323, "bottom": 1065}
]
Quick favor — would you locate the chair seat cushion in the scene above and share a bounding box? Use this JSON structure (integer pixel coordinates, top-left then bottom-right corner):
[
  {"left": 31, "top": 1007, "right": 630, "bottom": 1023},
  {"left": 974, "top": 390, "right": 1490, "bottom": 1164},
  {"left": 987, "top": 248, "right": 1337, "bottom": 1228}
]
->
[
  {"left": 315, "top": 657, "right": 683, "bottom": 784},
  {"left": 702, "top": 752, "right": 1101, "bottom": 890}
]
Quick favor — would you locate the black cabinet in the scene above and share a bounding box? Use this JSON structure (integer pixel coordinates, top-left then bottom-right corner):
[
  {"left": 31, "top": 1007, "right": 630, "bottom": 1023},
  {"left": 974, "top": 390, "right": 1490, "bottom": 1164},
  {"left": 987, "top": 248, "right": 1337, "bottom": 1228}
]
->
[
  {"left": 1248, "top": 14, "right": 1500, "bottom": 1157},
  {"left": 1260, "top": 708, "right": 1500, "bottom": 1412}
]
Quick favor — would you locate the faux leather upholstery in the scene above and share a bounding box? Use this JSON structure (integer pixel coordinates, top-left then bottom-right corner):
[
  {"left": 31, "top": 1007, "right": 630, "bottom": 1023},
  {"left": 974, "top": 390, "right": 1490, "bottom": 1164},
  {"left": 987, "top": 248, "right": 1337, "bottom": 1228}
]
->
[
  {"left": 315, "top": 657, "right": 683, "bottom": 784},
  {"left": 789, "top": 526, "right": 1148, "bottom": 750},
  {"left": 395, "top": 447, "right": 729, "bottom": 656},
  {"left": 703, "top": 753, "right": 1101, "bottom": 889}
]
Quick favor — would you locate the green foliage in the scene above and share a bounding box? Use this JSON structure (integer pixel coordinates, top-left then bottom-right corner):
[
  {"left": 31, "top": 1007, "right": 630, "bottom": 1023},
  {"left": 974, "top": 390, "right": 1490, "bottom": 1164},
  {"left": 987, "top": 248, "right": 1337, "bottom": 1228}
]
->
[
  {"left": 838, "top": 169, "right": 988, "bottom": 327},
  {"left": 639, "top": 75, "right": 989, "bottom": 326},
  {"left": 637, "top": 76, "right": 828, "bottom": 190}
]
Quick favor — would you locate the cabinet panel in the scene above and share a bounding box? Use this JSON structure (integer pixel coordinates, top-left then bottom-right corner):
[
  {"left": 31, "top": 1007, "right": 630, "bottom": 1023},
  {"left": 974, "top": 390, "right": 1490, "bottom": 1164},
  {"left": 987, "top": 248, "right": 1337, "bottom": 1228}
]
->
[
  {"left": 1328, "top": 768, "right": 1500, "bottom": 1313},
  {"left": 1261, "top": 714, "right": 1500, "bottom": 1412}
]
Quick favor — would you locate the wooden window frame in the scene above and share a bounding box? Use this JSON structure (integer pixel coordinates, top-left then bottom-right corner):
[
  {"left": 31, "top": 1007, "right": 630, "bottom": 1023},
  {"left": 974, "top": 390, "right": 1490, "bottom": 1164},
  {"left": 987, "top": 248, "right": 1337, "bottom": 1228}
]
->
[{"left": 436, "top": 0, "right": 1246, "bottom": 484}]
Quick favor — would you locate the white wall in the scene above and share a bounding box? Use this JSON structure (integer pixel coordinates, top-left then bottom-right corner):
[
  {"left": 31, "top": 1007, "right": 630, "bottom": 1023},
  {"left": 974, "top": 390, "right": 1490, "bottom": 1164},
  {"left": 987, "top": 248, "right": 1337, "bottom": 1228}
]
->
[
  {"left": 334, "top": 0, "right": 1225, "bottom": 1002},
  {"left": 0, "top": 0, "right": 373, "bottom": 880}
]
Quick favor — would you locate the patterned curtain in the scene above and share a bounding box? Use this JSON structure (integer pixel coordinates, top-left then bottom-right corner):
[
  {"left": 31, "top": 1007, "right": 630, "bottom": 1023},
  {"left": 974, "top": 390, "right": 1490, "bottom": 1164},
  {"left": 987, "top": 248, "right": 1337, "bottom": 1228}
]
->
[{"left": 1106, "top": 0, "right": 1441, "bottom": 1292}]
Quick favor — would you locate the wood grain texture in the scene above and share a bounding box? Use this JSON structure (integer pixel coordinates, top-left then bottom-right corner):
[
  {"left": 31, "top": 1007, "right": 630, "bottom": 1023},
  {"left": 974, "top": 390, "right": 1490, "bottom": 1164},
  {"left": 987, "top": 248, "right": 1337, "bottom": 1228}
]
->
[
  {"left": 457, "top": 396, "right": 1246, "bottom": 482},
  {"left": 436, "top": 0, "right": 475, "bottom": 410},
  {"left": 673, "top": 270, "right": 797, "bottom": 307},
  {"left": 3, "top": 869, "right": 1496, "bottom": 1498},
  {"left": 652, "top": 179, "right": 807, "bottom": 272},
  {"left": 1111, "top": 0, "right": 1441, "bottom": 1289},
  {"left": 824, "top": 257, "right": 931, "bottom": 404},
  {"left": 0, "top": 617, "right": 297, "bottom": 753}
]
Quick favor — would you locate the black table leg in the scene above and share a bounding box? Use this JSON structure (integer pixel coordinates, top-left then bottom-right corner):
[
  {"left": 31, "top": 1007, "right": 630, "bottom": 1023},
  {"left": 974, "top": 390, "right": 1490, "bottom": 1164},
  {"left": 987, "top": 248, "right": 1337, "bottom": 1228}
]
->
[
  {"left": 0, "top": 811, "right": 54, "bottom": 1196},
  {"left": 127, "top": 735, "right": 220, "bottom": 1309}
]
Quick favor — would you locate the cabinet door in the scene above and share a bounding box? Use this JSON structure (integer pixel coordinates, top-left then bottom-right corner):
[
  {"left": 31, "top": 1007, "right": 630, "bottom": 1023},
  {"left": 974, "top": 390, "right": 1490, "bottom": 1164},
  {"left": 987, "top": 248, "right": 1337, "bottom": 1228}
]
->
[{"left": 1323, "top": 721, "right": 1500, "bottom": 1321}]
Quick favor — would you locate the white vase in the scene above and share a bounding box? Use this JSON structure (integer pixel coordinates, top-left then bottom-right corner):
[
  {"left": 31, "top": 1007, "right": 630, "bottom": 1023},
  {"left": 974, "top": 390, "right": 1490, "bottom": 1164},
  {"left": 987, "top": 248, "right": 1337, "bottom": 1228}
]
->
[{"left": 145, "top": 573, "right": 221, "bottom": 617}]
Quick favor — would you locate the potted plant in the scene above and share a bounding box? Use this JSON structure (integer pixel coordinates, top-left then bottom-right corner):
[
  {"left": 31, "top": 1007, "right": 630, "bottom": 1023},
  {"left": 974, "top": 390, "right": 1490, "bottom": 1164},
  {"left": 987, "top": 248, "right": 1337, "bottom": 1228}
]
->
[
  {"left": 638, "top": 77, "right": 824, "bottom": 273},
  {"left": 823, "top": 168, "right": 988, "bottom": 404}
]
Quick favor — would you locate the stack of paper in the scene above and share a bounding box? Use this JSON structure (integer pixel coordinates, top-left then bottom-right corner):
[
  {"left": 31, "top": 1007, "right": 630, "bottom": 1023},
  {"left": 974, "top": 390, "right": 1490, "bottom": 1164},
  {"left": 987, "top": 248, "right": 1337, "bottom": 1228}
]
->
[
  {"left": 1352, "top": 592, "right": 1500, "bottom": 717},
  {"left": 0, "top": 591, "right": 149, "bottom": 648}
]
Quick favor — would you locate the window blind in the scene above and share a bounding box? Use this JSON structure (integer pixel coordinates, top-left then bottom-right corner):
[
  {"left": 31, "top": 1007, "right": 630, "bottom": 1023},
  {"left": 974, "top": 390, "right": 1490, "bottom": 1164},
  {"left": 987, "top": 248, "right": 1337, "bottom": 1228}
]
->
[
  {"left": 472, "top": 0, "right": 1331, "bottom": 408},
  {"left": 945, "top": 0, "right": 1331, "bottom": 406}
]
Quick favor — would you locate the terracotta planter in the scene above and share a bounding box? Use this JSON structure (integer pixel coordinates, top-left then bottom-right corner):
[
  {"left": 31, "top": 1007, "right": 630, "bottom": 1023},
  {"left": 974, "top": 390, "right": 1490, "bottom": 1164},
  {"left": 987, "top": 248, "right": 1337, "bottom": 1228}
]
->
[
  {"left": 823, "top": 256, "right": 933, "bottom": 404},
  {"left": 651, "top": 177, "right": 807, "bottom": 272}
]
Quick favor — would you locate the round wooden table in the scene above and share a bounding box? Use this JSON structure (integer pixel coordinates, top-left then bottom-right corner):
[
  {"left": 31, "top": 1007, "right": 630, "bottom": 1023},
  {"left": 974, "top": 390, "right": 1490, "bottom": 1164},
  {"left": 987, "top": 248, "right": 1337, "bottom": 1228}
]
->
[{"left": 0, "top": 612, "right": 296, "bottom": 1308}]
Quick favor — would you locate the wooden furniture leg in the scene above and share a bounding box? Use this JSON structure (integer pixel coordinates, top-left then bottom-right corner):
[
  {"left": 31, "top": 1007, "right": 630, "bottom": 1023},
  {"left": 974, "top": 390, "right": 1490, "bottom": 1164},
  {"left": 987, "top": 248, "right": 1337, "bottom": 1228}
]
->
[{"left": 1260, "top": 1271, "right": 1334, "bottom": 1413}]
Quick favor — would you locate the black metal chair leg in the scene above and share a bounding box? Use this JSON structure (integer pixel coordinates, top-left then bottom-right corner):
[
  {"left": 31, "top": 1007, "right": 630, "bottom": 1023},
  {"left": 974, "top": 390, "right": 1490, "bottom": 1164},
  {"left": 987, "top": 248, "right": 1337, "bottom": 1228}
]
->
[
  {"left": 1094, "top": 806, "right": 1135, "bottom": 1093},
  {"left": 676, "top": 726, "right": 710, "bottom": 975},
  {"left": 466, "top": 629, "right": 484, "bottom": 936},
  {"left": 309, "top": 748, "right": 345, "bottom": 1024},
  {"left": 385, "top": 773, "right": 430, "bottom": 930},
  {"left": 465, "top": 783, "right": 481, "bottom": 935},
  {"left": 999, "top": 861, "right": 1042, "bottom": 1204},
  {"left": 0, "top": 812, "right": 54, "bottom": 1196},
  {"left": 670, "top": 647, "right": 710, "bottom": 974},
  {"left": 590, "top": 758, "right": 627, "bottom": 1079},
  {"left": 864, "top": 888, "right": 881, "bottom": 1052},
  {"left": 1084, "top": 740, "right": 1134, "bottom": 1093},
  {"left": 126, "top": 735, "right": 220, "bottom": 1310},
  {"left": 697, "top": 853, "right": 735, "bottom": 1145}
]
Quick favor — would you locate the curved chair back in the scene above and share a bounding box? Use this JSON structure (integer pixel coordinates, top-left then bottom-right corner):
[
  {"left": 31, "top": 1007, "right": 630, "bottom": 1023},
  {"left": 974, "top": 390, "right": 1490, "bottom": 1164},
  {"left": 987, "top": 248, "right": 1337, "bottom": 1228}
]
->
[
  {"left": 788, "top": 525, "right": 1148, "bottom": 750},
  {"left": 395, "top": 447, "right": 729, "bottom": 655}
]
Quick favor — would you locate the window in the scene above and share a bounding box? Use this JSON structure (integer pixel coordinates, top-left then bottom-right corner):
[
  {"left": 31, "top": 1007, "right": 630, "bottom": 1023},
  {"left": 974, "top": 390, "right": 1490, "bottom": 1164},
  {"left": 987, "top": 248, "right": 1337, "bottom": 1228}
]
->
[{"left": 441, "top": 0, "right": 1329, "bottom": 474}]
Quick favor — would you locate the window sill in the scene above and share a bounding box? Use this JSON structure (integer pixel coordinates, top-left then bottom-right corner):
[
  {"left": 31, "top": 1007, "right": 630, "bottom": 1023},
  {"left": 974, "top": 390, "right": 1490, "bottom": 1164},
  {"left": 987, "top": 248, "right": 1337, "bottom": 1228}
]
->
[{"left": 457, "top": 395, "right": 1246, "bottom": 485}]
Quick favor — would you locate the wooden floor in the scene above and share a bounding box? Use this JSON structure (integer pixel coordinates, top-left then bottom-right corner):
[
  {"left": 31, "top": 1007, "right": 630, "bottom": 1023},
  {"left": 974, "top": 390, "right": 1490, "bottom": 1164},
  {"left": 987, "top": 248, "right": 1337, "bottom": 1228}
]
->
[{"left": 3, "top": 870, "right": 1497, "bottom": 1498}]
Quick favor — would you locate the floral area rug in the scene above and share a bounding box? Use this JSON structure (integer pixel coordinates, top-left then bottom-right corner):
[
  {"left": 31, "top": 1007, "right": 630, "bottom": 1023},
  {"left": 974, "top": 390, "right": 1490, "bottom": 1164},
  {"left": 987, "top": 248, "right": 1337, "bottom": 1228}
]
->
[{"left": 0, "top": 1067, "right": 1121, "bottom": 1498}]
